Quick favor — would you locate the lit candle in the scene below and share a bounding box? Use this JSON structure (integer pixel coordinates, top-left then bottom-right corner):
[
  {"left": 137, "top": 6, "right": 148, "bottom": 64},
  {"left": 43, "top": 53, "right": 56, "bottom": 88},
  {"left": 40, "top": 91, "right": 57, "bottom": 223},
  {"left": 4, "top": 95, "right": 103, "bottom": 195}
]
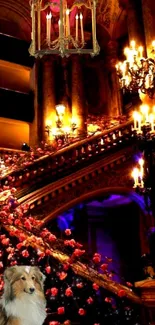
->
[
  {"left": 133, "top": 111, "right": 140, "bottom": 130},
  {"left": 139, "top": 158, "right": 144, "bottom": 176},
  {"left": 66, "top": 9, "right": 70, "bottom": 37},
  {"left": 149, "top": 113, "right": 154, "bottom": 132},
  {"left": 75, "top": 14, "right": 79, "bottom": 42},
  {"left": 130, "top": 40, "right": 136, "bottom": 50},
  {"left": 137, "top": 114, "right": 142, "bottom": 132},
  {"left": 132, "top": 168, "right": 139, "bottom": 187},
  {"left": 58, "top": 20, "right": 60, "bottom": 37},
  {"left": 59, "top": 0, "right": 63, "bottom": 40},
  {"left": 46, "top": 12, "right": 52, "bottom": 45},
  {"left": 80, "top": 13, "right": 84, "bottom": 44},
  {"left": 138, "top": 46, "right": 143, "bottom": 58},
  {"left": 152, "top": 40, "right": 155, "bottom": 50},
  {"left": 140, "top": 104, "right": 149, "bottom": 123}
]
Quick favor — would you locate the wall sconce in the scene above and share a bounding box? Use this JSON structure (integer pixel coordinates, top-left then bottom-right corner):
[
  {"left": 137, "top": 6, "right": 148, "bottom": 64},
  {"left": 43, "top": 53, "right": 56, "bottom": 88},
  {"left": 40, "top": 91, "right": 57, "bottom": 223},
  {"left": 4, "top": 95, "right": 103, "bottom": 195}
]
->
[
  {"left": 71, "top": 118, "right": 77, "bottom": 133},
  {"left": 55, "top": 105, "right": 65, "bottom": 129},
  {"left": 45, "top": 120, "right": 52, "bottom": 136}
]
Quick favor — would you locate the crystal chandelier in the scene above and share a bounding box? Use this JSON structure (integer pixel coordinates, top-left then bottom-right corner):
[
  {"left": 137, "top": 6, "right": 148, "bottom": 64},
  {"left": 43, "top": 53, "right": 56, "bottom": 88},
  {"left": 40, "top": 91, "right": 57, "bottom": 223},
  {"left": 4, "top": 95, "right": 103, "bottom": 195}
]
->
[
  {"left": 29, "top": 0, "right": 100, "bottom": 58},
  {"left": 116, "top": 40, "right": 155, "bottom": 98}
]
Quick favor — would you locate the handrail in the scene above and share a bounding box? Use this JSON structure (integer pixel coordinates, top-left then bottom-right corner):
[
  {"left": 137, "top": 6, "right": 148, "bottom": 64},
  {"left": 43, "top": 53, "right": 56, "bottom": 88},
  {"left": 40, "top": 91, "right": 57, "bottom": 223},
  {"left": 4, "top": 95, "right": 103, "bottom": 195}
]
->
[
  {"left": 17, "top": 146, "right": 134, "bottom": 226},
  {"left": 1, "top": 119, "right": 134, "bottom": 193}
]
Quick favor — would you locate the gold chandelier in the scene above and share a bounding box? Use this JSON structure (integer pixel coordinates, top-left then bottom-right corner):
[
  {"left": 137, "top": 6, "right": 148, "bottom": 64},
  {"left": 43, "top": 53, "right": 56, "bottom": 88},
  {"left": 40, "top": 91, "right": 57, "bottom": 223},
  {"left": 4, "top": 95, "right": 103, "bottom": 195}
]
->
[
  {"left": 116, "top": 40, "right": 155, "bottom": 98},
  {"left": 29, "top": 0, "right": 100, "bottom": 57}
]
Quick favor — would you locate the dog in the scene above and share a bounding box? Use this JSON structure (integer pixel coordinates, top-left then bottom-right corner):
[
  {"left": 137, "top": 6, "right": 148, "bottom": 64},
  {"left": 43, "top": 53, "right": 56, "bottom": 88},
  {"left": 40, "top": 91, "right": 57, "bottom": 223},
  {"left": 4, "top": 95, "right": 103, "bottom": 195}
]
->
[{"left": 0, "top": 265, "right": 46, "bottom": 325}]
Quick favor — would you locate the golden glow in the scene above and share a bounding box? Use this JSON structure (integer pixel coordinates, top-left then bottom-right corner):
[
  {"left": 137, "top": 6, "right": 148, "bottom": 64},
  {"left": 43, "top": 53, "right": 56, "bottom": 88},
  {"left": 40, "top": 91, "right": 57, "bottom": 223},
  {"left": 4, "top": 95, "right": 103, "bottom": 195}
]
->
[
  {"left": 46, "top": 119, "right": 52, "bottom": 127},
  {"left": 55, "top": 105, "right": 65, "bottom": 116},
  {"left": 130, "top": 40, "right": 136, "bottom": 49}
]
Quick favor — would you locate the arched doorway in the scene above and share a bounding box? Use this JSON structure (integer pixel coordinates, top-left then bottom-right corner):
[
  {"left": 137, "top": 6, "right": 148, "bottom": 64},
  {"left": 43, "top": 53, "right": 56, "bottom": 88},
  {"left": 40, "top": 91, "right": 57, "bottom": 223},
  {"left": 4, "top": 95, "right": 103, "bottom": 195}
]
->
[{"left": 47, "top": 187, "right": 150, "bottom": 284}]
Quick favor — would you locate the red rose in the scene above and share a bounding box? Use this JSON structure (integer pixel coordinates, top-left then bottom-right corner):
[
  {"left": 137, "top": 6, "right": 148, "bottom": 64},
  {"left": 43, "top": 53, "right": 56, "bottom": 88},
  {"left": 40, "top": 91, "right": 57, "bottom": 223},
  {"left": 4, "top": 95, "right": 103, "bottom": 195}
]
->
[
  {"left": 45, "top": 266, "right": 51, "bottom": 274},
  {"left": 58, "top": 272, "right": 67, "bottom": 280},
  {"left": 22, "top": 250, "right": 29, "bottom": 258},
  {"left": 57, "top": 307, "right": 65, "bottom": 314},
  {"left": 105, "top": 297, "right": 112, "bottom": 303},
  {"left": 51, "top": 287, "right": 58, "bottom": 296},
  {"left": 73, "top": 249, "right": 85, "bottom": 257},
  {"left": 78, "top": 308, "right": 86, "bottom": 316},
  {"left": 65, "top": 287, "right": 73, "bottom": 297},
  {"left": 92, "top": 283, "right": 99, "bottom": 291},
  {"left": 87, "top": 297, "right": 93, "bottom": 304},
  {"left": 93, "top": 256, "right": 101, "bottom": 263},
  {"left": 118, "top": 289, "right": 126, "bottom": 297},
  {"left": 100, "top": 263, "right": 108, "bottom": 271},
  {"left": 49, "top": 322, "right": 59, "bottom": 325},
  {"left": 1, "top": 238, "right": 10, "bottom": 246},
  {"left": 76, "top": 282, "right": 83, "bottom": 289},
  {"left": 126, "top": 282, "right": 133, "bottom": 287},
  {"left": 65, "top": 229, "right": 71, "bottom": 236},
  {"left": 48, "top": 234, "right": 56, "bottom": 242},
  {"left": 64, "top": 320, "right": 70, "bottom": 325}
]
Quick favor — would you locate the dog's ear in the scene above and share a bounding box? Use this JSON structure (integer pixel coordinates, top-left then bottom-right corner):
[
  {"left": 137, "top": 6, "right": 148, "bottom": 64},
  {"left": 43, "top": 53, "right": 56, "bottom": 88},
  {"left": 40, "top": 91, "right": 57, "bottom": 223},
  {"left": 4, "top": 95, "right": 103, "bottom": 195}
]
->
[
  {"left": 33, "top": 267, "right": 46, "bottom": 286},
  {"left": 4, "top": 266, "right": 18, "bottom": 282}
]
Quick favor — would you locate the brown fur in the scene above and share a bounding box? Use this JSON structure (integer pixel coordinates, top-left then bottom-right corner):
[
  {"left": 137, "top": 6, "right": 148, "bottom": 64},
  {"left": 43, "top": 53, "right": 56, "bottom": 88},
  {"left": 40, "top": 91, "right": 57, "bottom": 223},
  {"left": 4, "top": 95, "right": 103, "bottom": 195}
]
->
[{"left": 0, "top": 266, "right": 46, "bottom": 325}]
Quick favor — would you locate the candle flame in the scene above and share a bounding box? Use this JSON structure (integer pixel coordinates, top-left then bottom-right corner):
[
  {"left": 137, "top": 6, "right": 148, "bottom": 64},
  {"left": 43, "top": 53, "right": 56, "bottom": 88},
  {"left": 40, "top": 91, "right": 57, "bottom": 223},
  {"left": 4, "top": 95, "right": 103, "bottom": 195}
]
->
[
  {"left": 131, "top": 168, "right": 139, "bottom": 179},
  {"left": 133, "top": 111, "right": 141, "bottom": 120},
  {"left": 46, "top": 12, "right": 52, "bottom": 19},
  {"left": 130, "top": 40, "right": 135, "bottom": 49},
  {"left": 140, "top": 104, "right": 149, "bottom": 114},
  {"left": 138, "top": 158, "right": 144, "bottom": 167}
]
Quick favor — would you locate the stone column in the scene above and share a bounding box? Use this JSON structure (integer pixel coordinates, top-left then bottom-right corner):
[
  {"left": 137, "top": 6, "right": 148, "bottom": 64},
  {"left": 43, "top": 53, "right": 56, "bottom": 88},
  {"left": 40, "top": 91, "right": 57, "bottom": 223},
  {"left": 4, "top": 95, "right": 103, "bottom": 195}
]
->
[
  {"left": 141, "top": 0, "right": 155, "bottom": 58},
  {"left": 96, "top": 61, "right": 110, "bottom": 115},
  {"left": 106, "top": 41, "right": 122, "bottom": 117},
  {"left": 71, "top": 55, "right": 87, "bottom": 137},
  {"left": 29, "top": 60, "right": 42, "bottom": 146},
  {"left": 42, "top": 56, "right": 56, "bottom": 141},
  {"left": 126, "top": 0, "right": 145, "bottom": 47},
  {"left": 61, "top": 58, "right": 71, "bottom": 126}
]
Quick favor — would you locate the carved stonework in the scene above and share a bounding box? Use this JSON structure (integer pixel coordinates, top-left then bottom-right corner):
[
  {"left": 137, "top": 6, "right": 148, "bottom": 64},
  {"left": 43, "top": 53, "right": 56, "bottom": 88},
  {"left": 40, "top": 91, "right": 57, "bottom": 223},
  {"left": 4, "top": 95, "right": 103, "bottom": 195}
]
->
[
  {"left": 33, "top": 158, "right": 133, "bottom": 221},
  {"left": 141, "top": 0, "right": 155, "bottom": 58}
]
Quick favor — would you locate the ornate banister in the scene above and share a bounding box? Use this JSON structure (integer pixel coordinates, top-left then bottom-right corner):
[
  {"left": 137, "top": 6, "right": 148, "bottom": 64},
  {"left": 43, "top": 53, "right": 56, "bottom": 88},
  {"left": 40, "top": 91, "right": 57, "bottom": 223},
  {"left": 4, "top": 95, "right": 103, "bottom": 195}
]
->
[{"left": 1, "top": 120, "right": 134, "bottom": 194}]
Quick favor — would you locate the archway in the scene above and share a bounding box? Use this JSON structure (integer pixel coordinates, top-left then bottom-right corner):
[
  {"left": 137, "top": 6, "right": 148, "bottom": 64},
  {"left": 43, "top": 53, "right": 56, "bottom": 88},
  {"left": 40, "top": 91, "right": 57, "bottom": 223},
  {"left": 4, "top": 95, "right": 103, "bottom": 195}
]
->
[{"left": 44, "top": 186, "right": 151, "bottom": 284}]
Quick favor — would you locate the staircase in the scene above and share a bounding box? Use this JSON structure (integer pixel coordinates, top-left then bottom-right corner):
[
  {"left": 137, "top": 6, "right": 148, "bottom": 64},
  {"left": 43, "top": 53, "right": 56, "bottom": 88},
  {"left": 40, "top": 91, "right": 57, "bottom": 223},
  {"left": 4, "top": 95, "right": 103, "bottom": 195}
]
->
[{"left": 1, "top": 119, "right": 134, "bottom": 194}]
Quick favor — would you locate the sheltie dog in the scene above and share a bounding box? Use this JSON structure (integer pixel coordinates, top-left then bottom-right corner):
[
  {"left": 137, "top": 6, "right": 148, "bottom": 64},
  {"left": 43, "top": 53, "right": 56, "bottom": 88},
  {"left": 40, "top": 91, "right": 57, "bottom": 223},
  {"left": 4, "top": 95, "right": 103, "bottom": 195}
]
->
[{"left": 0, "top": 265, "right": 46, "bottom": 325}]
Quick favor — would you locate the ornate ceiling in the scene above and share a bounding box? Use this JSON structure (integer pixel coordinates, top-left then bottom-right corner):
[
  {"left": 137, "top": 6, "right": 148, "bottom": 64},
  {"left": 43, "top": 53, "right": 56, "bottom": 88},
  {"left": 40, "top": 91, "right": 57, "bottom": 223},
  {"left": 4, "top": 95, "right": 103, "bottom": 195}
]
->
[{"left": 0, "top": 0, "right": 127, "bottom": 45}]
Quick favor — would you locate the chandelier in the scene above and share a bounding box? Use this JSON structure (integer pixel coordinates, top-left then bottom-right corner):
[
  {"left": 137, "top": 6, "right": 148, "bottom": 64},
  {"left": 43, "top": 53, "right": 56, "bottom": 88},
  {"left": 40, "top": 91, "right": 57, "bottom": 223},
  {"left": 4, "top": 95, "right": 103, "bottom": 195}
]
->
[
  {"left": 132, "top": 104, "right": 155, "bottom": 216},
  {"left": 29, "top": 0, "right": 100, "bottom": 58},
  {"left": 116, "top": 40, "right": 155, "bottom": 98}
]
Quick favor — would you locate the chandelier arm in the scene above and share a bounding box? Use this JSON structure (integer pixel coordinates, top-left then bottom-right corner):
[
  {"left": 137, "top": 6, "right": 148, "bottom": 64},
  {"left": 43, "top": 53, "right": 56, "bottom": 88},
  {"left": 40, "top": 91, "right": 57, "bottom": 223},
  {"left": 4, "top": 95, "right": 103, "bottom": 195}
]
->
[{"left": 70, "top": 3, "right": 91, "bottom": 11}]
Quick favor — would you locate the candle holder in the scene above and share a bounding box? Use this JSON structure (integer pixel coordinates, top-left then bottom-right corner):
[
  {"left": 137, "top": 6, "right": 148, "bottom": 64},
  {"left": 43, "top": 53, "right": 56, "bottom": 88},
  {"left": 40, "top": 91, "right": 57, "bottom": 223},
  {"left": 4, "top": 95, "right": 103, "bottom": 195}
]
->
[
  {"left": 116, "top": 40, "right": 155, "bottom": 98},
  {"left": 29, "top": 0, "right": 100, "bottom": 58},
  {"left": 132, "top": 122, "right": 155, "bottom": 217}
]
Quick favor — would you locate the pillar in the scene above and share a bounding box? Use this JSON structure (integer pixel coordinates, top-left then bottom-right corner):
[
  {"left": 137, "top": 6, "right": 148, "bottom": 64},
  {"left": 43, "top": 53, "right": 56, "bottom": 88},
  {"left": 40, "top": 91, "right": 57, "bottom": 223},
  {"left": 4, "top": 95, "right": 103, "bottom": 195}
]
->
[
  {"left": 61, "top": 58, "right": 71, "bottom": 126},
  {"left": 29, "top": 60, "right": 42, "bottom": 146},
  {"left": 71, "top": 55, "right": 87, "bottom": 137},
  {"left": 42, "top": 56, "right": 56, "bottom": 141},
  {"left": 96, "top": 61, "right": 110, "bottom": 115},
  {"left": 141, "top": 0, "right": 155, "bottom": 58},
  {"left": 106, "top": 41, "right": 122, "bottom": 117},
  {"left": 126, "top": 0, "right": 145, "bottom": 47}
]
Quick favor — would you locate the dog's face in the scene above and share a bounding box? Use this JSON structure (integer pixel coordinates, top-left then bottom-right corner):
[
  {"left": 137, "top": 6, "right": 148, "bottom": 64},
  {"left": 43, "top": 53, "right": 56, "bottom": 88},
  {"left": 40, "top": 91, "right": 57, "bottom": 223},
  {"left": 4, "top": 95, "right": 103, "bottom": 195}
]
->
[{"left": 4, "top": 265, "right": 46, "bottom": 301}]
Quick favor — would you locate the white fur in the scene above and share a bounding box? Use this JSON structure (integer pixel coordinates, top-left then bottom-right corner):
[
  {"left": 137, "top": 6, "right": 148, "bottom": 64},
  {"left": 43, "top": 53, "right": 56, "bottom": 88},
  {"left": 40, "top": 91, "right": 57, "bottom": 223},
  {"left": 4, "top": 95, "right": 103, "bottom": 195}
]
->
[
  {"left": 1, "top": 293, "right": 46, "bottom": 325},
  {"left": 25, "top": 266, "right": 31, "bottom": 274}
]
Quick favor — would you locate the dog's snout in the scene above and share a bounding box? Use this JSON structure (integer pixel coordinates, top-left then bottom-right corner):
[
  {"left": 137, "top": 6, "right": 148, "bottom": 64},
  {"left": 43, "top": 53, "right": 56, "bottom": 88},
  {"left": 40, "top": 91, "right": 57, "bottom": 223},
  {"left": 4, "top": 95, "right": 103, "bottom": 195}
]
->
[{"left": 29, "top": 287, "right": 35, "bottom": 293}]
